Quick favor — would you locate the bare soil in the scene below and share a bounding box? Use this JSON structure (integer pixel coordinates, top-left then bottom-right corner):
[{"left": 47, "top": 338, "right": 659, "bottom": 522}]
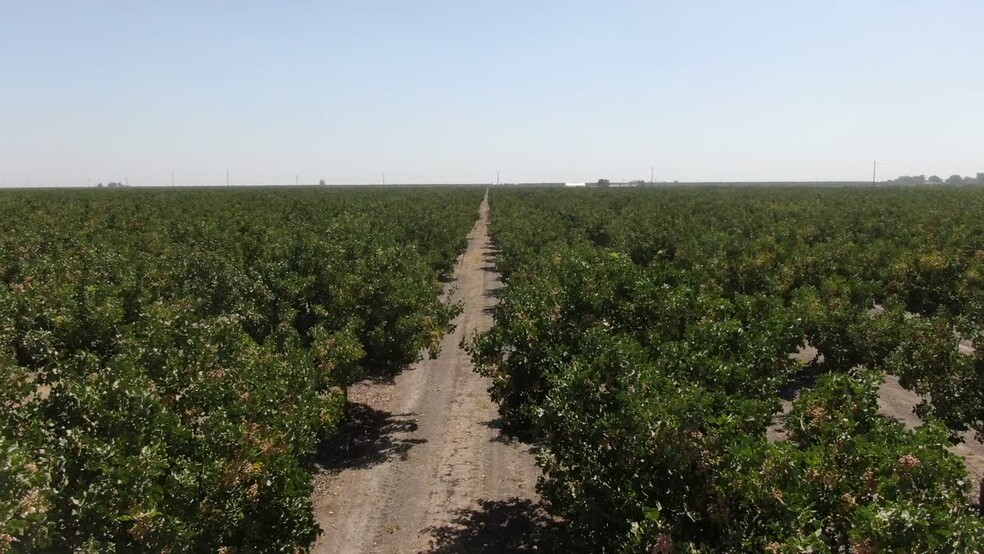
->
[{"left": 310, "top": 195, "right": 542, "bottom": 553}]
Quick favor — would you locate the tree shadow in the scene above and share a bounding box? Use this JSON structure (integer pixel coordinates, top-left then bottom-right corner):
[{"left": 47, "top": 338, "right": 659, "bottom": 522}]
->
[
  {"left": 310, "top": 403, "right": 424, "bottom": 474},
  {"left": 357, "top": 371, "right": 400, "bottom": 386},
  {"left": 482, "top": 283, "right": 504, "bottom": 316},
  {"left": 483, "top": 286, "right": 504, "bottom": 299},
  {"left": 482, "top": 247, "right": 500, "bottom": 265},
  {"left": 769, "top": 364, "right": 822, "bottom": 442},
  {"left": 483, "top": 417, "right": 539, "bottom": 449},
  {"left": 420, "top": 498, "right": 559, "bottom": 553},
  {"left": 778, "top": 368, "right": 820, "bottom": 402}
]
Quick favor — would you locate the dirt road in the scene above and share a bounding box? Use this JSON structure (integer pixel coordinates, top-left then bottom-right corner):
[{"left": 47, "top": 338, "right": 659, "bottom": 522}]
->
[{"left": 311, "top": 195, "right": 541, "bottom": 553}]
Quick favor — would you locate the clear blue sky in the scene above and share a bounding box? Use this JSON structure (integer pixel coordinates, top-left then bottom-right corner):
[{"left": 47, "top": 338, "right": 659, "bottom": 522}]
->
[{"left": 2, "top": 1, "right": 982, "bottom": 186}]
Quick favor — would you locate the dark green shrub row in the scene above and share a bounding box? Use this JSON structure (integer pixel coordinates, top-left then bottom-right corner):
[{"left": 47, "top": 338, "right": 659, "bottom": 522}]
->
[
  {"left": 0, "top": 187, "right": 483, "bottom": 551},
  {"left": 473, "top": 187, "right": 984, "bottom": 552}
]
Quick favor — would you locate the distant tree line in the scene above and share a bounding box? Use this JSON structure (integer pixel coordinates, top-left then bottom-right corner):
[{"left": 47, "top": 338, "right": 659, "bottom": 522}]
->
[
  {"left": 891, "top": 173, "right": 984, "bottom": 185},
  {"left": 96, "top": 182, "right": 128, "bottom": 188}
]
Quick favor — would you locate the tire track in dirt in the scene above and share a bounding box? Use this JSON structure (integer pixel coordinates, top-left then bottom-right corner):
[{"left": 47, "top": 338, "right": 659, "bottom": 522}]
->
[{"left": 311, "top": 194, "right": 542, "bottom": 553}]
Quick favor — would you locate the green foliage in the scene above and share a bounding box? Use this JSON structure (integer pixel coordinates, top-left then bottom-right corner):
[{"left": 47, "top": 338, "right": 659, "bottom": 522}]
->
[
  {"left": 0, "top": 186, "right": 482, "bottom": 551},
  {"left": 475, "top": 186, "right": 984, "bottom": 552}
]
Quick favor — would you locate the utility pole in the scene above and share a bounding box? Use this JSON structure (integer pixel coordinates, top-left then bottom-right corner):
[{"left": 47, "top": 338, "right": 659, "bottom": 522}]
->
[
  {"left": 651, "top": 166, "right": 654, "bottom": 184},
  {"left": 872, "top": 160, "right": 877, "bottom": 185},
  {"left": 496, "top": 170, "right": 500, "bottom": 186},
  {"left": 295, "top": 174, "right": 299, "bottom": 187},
  {"left": 382, "top": 172, "right": 386, "bottom": 185}
]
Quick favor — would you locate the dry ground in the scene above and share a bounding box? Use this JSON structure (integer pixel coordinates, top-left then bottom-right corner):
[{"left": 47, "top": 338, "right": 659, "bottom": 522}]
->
[{"left": 310, "top": 195, "right": 542, "bottom": 553}]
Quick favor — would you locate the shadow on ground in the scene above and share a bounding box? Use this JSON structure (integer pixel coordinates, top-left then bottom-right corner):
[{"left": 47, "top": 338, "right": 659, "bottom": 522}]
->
[
  {"left": 483, "top": 417, "right": 539, "bottom": 449},
  {"left": 421, "top": 498, "right": 559, "bottom": 553},
  {"left": 482, "top": 247, "right": 500, "bottom": 267},
  {"left": 778, "top": 368, "right": 820, "bottom": 402},
  {"left": 480, "top": 247, "right": 503, "bottom": 310},
  {"left": 311, "top": 403, "right": 425, "bottom": 474},
  {"left": 482, "top": 295, "right": 502, "bottom": 315},
  {"left": 483, "top": 285, "right": 503, "bottom": 299}
]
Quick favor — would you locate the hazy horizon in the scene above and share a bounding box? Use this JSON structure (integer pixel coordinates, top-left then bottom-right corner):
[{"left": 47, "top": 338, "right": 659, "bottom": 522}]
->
[{"left": 3, "top": 1, "right": 983, "bottom": 187}]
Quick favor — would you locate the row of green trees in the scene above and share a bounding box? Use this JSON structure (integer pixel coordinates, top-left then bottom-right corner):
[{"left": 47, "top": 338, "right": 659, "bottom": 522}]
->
[
  {"left": 891, "top": 173, "right": 984, "bottom": 185},
  {"left": 0, "top": 187, "right": 483, "bottom": 551},
  {"left": 472, "top": 186, "right": 984, "bottom": 552}
]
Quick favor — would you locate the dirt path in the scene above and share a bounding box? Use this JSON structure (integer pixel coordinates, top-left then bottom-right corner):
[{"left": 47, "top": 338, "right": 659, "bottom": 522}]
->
[{"left": 311, "top": 195, "right": 541, "bottom": 553}]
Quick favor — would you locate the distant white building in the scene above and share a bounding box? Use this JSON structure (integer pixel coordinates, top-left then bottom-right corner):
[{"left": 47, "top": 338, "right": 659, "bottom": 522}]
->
[{"left": 565, "top": 182, "right": 586, "bottom": 187}]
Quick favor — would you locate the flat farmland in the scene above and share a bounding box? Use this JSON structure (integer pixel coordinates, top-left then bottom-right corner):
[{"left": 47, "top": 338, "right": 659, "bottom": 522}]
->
[
  {"left": 473, "top": 186, "right": 984, "bottom": 552},
  {"left": 4, "top": 185, "right": 984, "bottom": 552}
]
